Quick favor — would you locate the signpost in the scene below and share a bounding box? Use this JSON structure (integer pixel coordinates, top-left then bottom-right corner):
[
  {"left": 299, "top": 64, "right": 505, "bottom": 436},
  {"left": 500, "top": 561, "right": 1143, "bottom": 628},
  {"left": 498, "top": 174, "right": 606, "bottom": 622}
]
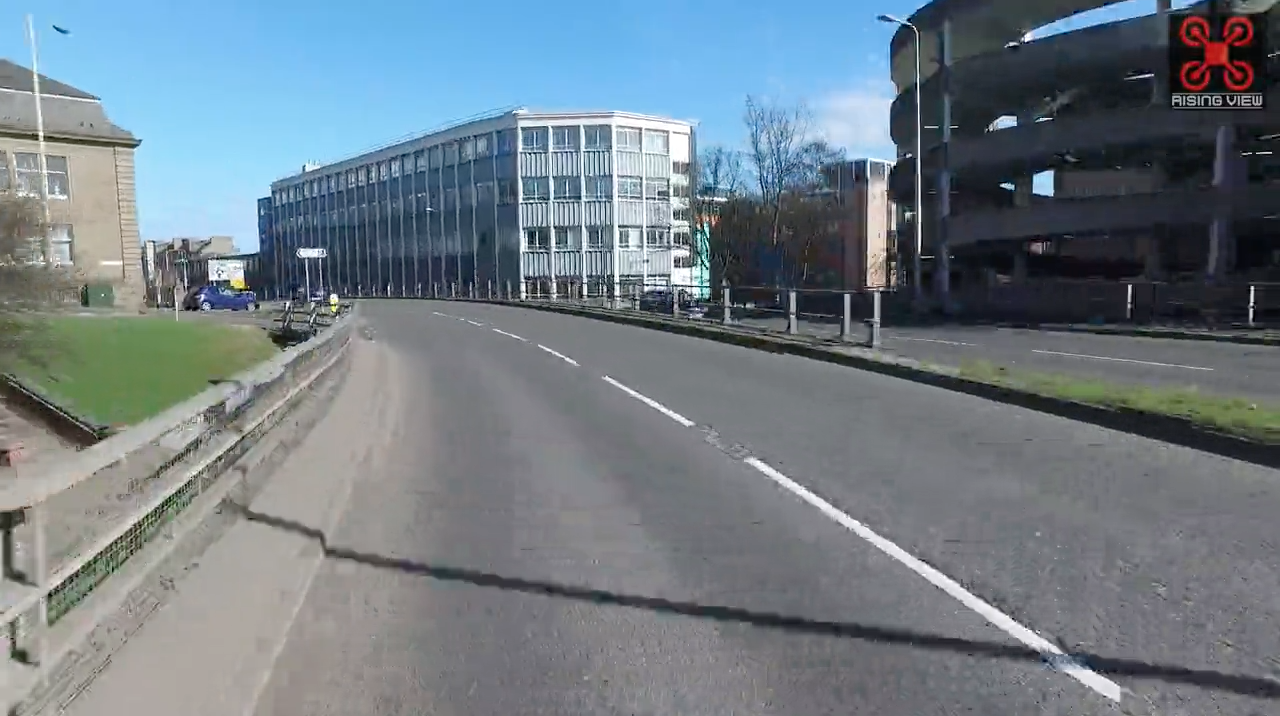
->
[{"left": 295, "top": 247, "right": 328, "bottom": 301}]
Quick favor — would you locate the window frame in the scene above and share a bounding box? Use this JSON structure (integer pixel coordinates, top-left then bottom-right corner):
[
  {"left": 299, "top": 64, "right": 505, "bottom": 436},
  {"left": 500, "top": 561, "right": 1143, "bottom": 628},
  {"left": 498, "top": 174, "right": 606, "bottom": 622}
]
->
[
  {"left": 552, "top": 175, "right": 581, "bottom": 201},
  {"left": 521, "top": 127, "right": 548, "bottom": 152},
  {"left": 617, "top": 176, "right": 643, "bottom": 200},
  {"left": 521, "top": 176, "right": 549, "bottom": 201},
  {"left": 524, "top": 226, "right": 551, "bottom": 251}
]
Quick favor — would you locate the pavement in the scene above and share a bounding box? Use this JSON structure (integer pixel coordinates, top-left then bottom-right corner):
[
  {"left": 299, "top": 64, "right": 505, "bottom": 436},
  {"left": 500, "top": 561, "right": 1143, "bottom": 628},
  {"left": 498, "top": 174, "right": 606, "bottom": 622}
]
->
[
  {"left": 711, "top": 311, "right": 1280, "bottom": 402},
  {"left": 61, "top": 300, "right": 1280, "bottom": 716}
]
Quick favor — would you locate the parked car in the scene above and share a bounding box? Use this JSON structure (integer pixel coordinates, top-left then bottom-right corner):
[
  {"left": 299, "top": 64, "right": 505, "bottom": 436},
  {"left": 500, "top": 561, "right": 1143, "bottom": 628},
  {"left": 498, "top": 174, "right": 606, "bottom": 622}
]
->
[{"left": 183, "top": 284, "right": 259, "bottom": 312}]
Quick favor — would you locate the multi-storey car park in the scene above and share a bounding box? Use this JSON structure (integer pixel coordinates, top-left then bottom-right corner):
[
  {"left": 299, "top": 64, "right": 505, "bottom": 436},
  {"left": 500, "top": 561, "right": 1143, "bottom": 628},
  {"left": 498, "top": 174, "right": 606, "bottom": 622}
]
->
[
  {"left": 886, "top": 0, "right": 1280, "bottom": 295},
  {"left": 258, "top": 108, "right": 695, "bottom": 300}
]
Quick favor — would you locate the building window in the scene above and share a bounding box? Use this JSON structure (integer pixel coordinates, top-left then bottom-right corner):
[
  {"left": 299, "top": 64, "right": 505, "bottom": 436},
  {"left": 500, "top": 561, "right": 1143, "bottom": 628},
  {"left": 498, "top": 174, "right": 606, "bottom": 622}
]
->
[
  {"left": 674, "top": 254, "right": 694, "bottom": 269},
  {"left": 673, "top": 230, "right": 691, "bottom": 246},
  {"left": 551, "top": 126, "right": 579, "bottom": 151},
  {"left": 429, "top": 146, "right": 442, "bottom": 168},
  {"left": 644, "top": 178, "right": 670, "bottom": 199},
  {"left": 646, "top": 228, "right": 670, "bottom": 246},
  {"left": 553, "top": 227, "right": 577, "bottom": 249},
  {"left": 461, "top": 185, "right": 474, "bottom": 206},
  {"left": 390, "top": 159, "right": 401, "bottom": 178},
  {"left": 587, "top": 226, "right": 609, "bottom": 249},
  {"left": 673, "top": 160, "right": 690, "bottom": 175},
  {"left": 346, "top": 170, "right": 355, "bottom": 187},
  {"left": 553, "top": 176, "right": 581, "bottom": 200},
  {"left": 522, "top": 176, "right": 549, "bottom": 201},
  {"left": 358, "top": 167, "right": 368, "bottom": 185},
  {"left": 461, "top": 138, "right": 475, "bottom": 162},
  {"left": 673, "top": 207, "right": 691, "bottom": 221},
  {"left": 584, "top": 125, "right": 611, "bottom": 150},
  {"left": 617, "top": 176, "right": 643, "bottom": 199},
  {"left": 497, "top": 130, "right": 516, "bottom": 155},
  {"left": 15, "top": 153, "right": 69, "bottom": 198},
  {"left": 444, "top": 187, "right": 456, "bottom": 209},
  {"left": 643, "top": 130, "right": 670, "bottom": 154},
  {"left": 585, "top": 176, "right": 611, "bottom": 200},
  {"left": 616, "top": 127, "right": 641, "bottom": 152},
  {"left": 444, "top": 142, "right": 459, "bottom": 165},
  {"left": 497, "top": 179, "right": 517, "bottom": 205},
  {"left": 327, "top": 175, "right": 336, "bottom": 192},
  {"left": 379, "top": 162, "right": 388, "bottom": 180},
  {"left": 521, "top": 127, "right": 548, "bottom": 152},
  {"left": 475, "top": 134, "right": 491, "bottom": 157},
  {"left": 524, "top": 227, "right": 550, "bottom": 251},
  {"left": 618, "top": 226, "right": 641, "bottom": 248},
  {"left": 476, "top": 181, "right": 494, "bottom": 204}
]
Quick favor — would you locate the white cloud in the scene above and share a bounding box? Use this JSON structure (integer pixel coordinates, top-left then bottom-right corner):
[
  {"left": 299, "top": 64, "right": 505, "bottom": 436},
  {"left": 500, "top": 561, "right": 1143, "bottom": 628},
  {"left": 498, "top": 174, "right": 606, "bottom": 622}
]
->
[{"left": 815, "top": 81, "right": 896, "bottom": 160}]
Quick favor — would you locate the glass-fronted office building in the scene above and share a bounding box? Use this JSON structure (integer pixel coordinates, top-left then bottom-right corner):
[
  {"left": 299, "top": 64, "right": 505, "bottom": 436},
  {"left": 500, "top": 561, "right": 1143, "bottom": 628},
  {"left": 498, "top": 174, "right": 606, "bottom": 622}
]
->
[{"left": 258, "top": 108, "right": 696, "bottom": 300}]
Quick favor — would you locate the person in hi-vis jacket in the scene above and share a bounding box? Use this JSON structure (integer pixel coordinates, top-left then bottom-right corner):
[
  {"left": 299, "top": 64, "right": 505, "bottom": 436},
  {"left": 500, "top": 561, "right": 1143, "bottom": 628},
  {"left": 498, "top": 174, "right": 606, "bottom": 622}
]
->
[{"left": 329, "top": 292, "right": 340, "bottom": 314}]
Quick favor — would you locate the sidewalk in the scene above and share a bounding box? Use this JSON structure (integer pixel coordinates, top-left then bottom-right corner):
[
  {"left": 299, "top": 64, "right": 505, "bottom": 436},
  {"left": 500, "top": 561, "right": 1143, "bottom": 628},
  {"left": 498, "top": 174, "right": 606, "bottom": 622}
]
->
[{"left": 59, "top": 338, "right": 404, "bottom": 716}]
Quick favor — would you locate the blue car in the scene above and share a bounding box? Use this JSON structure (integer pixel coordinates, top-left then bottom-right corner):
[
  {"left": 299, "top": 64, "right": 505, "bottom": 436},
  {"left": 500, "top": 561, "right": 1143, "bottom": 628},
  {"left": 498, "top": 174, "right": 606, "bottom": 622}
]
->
[{"left": 183, "top": 284, "right": 259, "bottom": 312}]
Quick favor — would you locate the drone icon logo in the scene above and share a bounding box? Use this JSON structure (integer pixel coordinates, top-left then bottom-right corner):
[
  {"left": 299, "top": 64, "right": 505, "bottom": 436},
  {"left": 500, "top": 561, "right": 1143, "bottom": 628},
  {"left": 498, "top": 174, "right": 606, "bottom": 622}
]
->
[{"left": 1178, "top": 14, "right": 1255, "bottom": 92}]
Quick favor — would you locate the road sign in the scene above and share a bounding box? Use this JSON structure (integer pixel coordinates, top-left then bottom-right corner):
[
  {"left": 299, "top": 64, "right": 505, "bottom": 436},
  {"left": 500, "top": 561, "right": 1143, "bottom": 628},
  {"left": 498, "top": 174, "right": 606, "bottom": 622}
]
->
[{"left": 296, "top": 247, "right": 328, "bottom": 259}]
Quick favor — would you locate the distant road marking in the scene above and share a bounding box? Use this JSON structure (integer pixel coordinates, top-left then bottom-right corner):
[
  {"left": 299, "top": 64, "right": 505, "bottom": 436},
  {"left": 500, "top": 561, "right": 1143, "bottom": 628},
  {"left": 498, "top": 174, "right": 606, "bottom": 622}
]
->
[
  {"left": 537, "top": 344, "right": 579, "bottom": 366},
  {"left": 601, "top": 376, "right": 695, "bottom": 427},
  {"left": 1031, "top": 349, "right": 1213, "bottom": 371},
  {"left": 431, "top": 311, "right": 449, "bottom": 317},
  {"left": 492, "top": 328, "right": 527, "bottom": 342},
  {"left": 892, "top": 336, "right": 975, "bottom": 347},
  {"left": 741, "top": 455, "right": 1123, "bottom": 703},
  {"left": 465, "top": 319, "right": 485, "bottom": 326}
]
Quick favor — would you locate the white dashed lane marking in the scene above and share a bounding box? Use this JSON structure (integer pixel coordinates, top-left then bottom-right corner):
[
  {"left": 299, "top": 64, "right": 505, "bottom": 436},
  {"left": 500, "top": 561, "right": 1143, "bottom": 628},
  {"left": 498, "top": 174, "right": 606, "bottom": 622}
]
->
[
  {"left": 1030, "top": 349, "right": 1213, "bottom": 371},
  {"left": 537, "top": 344, "right": 579, "bottom": 367},
  {"left": 492, "top": 328, "right": 528, "bottom": 342},
  {"left": 596, "top": 374, "right": 1124, "bottom": 705}
]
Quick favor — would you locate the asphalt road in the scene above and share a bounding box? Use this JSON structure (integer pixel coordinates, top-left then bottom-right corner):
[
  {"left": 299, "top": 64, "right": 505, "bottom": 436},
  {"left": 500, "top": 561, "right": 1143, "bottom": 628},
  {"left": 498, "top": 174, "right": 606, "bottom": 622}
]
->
[
  {"left": 726, "top": 312, "right": 1280, "bottom": 401},
  {"left": 249, "top": 300, "right": 1280, "bottom": 716}
]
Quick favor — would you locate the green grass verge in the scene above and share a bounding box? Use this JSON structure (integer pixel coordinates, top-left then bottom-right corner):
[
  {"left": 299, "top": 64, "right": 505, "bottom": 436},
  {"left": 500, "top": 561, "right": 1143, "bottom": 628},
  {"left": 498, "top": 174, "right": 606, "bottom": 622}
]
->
[
  {"left": 10, "top": 316, "right": 279, "bottom": 427},
  {"left": 958, "top": 360, "right": 1280, "bottom": 444}
]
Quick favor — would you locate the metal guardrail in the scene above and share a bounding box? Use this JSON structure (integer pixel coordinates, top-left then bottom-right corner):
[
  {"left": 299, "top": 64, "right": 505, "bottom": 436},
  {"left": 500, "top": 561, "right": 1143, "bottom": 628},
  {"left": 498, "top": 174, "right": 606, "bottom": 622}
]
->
[{"left": 0, "top": 304, "right": 356, "bottom": 713}]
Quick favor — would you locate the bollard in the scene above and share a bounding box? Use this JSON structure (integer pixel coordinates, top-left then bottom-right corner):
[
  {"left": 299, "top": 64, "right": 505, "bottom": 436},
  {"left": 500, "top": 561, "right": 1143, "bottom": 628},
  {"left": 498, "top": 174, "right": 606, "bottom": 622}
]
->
[
  {"left": 432, "top": 282, "right": 439, "bottom": 299},
  {"left": 787, "top": 290, "right": 798, "bottom": 335},
  {"left": 506, "top": 280, "right": 512, "bottom": 301},
  {"left": 722, "top": 282, "right": 732, "bottom": 325},
  {"left": 864, "top": 290, "right": 882, "bottom": 348},
  {"left": 469, "top": 283, "right": 476, "bottom": 299},
  {"left": 450, "top": 282, "right": 457, "bottom": 298},
  {"left": 1248, "top": 284, "right": 1257, "bottom": 328},
  {"left": 632, "top": 285, "right": 640, "bottom": 311},
  {"left": 1125, "top": 283, "right": 1135, "bottom": 322},
  {"left": 487, "top": 280, "right": 493, "bottom": 300},
  {"left": 840, "top": 292, "right": 852, "bottom": 341},
  {"left": 417, "top": 283, "right": 422, "bottom": 297}
]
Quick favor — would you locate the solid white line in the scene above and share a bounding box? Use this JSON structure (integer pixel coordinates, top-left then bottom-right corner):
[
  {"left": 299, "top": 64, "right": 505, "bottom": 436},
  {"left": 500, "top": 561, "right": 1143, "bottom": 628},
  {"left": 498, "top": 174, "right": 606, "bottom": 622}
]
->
[
  {"left": 492, "top": 328, "right": 527, "bottom": 342},
  {"left": 431, "top": 311, "right": 448, "bottom": 317},
  {"left": 601, "top": 376, "right": 696, "bottom": 427},
  {"left": 465, "top": 319, "right": 485, "bottom": 326},
  {"left": 1031, "top": 349, "right": 1213, "bottom": 371},
  {"left": 741, "top": 456, "right": 1123, "bottom": 703},
  {"left": 537, "top": 344, "right": 580, "bottom": 366},
  {"left": 893, "top": 336, "right": 975, "bottom": 347}
]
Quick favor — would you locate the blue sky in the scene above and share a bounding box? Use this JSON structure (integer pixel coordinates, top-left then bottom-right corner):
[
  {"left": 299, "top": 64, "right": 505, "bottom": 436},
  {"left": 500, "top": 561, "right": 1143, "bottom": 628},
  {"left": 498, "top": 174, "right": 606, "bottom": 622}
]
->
[{"left": 18, "top": 0, "right": 1171, "bottom": 252}]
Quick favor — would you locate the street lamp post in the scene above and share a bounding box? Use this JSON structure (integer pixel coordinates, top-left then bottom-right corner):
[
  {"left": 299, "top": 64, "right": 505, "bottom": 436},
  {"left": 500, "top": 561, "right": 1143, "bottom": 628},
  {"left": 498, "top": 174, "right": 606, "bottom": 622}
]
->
[
  {"left": 24, "top": 14, "right": 53, "bottom": 266},
  {"left": 878, "top": 14, "right": 924, "bottom": 303}
]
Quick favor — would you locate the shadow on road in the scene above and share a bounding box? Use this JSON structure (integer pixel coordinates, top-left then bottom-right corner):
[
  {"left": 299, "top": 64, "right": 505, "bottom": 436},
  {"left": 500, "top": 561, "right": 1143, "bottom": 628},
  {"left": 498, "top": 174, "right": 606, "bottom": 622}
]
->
[{"left": 226, "top": 500, "right": 1280, "bottom": 701}]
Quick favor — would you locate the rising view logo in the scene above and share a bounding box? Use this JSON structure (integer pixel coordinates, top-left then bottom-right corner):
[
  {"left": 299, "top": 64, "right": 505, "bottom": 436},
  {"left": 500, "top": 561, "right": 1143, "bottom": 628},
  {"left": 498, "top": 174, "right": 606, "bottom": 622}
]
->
[
  {"left": 1178, "top": 14, "right": 1254, "bottom": 91},
  {"left": 1168, "top": 11, "right": 1267, "bottom": 109}
]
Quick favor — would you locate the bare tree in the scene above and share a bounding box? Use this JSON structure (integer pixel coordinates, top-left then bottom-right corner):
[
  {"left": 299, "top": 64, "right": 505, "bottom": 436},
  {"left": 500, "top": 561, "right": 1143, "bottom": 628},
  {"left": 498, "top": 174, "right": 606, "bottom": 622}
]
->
[
  {"left": 697, "top": 146, "right": 745, "bottom": 198},
  {"left": 0, "top": 194, "right": 76, "bottom": 372},
  {"left": 742, "top": 96, "right": 846, "bottom": 285}
]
